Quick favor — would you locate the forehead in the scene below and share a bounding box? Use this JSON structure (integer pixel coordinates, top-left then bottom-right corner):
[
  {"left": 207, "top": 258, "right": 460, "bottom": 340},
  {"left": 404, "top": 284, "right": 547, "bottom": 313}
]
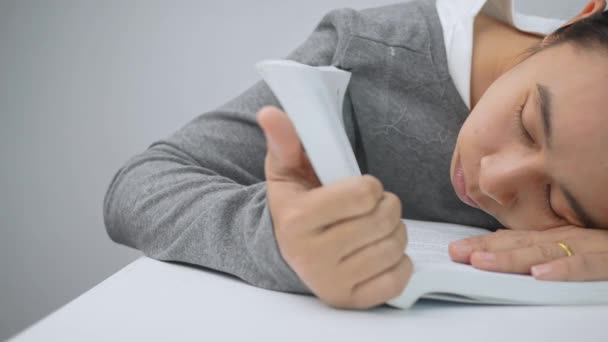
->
[
  {"left": 528, "top": 44, "right": 608, "bottom": 227},
  {"left": 536, "top": 44, "right": 608, "bottom": 98}
]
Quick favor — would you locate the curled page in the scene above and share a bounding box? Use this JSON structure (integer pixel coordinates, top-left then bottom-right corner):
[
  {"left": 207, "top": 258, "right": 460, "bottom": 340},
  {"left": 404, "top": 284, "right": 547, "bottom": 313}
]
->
[{"left": 256, "top": 60, "right": 361, "bottom": 185}]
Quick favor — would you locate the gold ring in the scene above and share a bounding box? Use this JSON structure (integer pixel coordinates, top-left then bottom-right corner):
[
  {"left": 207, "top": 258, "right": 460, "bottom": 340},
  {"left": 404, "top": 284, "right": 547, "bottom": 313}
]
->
[{"left": 557, "top": 242, "right": 574, "bottom": 257}]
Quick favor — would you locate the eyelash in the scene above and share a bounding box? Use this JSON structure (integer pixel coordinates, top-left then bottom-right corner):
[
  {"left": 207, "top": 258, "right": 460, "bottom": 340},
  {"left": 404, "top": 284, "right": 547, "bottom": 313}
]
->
[
  {"left": 515, "top": 105, "right": 534, "bottom": 143},
  {"left": 515, "top": 105, "right": 560, "bottom": 220}
]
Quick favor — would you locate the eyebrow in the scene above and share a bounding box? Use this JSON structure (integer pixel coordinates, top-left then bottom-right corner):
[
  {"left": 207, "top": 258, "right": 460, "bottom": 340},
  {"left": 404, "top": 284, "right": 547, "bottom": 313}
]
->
[{"left": 537, "top": 83, "right": 599, "bottom": 228}]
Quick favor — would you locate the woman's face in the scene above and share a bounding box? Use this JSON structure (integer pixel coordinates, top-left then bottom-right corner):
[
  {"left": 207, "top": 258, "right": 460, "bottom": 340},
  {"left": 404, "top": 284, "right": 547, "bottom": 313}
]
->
[{"left": 451, "top": 42, "right": 608, "bottom": 231}]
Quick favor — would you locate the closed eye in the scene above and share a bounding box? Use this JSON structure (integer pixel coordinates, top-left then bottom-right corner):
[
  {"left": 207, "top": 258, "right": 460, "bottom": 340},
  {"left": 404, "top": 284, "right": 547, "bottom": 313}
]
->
[
  {"left": 515, "top": 101, "right": 563, "bottom": 221},
  {"left": 515, "top": 104, "right": 534, "bottom": 144}
]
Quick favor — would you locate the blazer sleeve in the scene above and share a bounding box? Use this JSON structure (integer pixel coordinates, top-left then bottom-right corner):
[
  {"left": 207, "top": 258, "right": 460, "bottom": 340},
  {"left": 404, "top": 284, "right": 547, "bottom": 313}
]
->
[{"left": 103, "top": 8, "right": 356, "bottom": 293}]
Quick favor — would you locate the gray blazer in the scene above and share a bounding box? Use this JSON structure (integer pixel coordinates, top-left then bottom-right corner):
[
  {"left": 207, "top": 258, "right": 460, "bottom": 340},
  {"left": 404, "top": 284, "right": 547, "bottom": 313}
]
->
[{"left": 103, "top": 0, "right": 500, "bottom": 294}]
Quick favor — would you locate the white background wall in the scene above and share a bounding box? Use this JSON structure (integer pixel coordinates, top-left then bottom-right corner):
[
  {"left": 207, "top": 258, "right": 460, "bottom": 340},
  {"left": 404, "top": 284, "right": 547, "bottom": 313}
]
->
[{"left": 0, "top": 0, "right": 586, "bottom": 339}]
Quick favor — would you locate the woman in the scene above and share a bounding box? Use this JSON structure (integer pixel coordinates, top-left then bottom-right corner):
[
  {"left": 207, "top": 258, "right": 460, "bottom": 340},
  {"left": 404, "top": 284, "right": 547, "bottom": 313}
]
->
[{"left": 104, "top": 0, "right": 608, "bottom": 309}]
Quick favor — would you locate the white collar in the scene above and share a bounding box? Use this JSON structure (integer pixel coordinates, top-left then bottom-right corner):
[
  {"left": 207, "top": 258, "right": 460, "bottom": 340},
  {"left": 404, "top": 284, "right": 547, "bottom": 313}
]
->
[{"left": 436, "top": 0, "right": 565, "bottom": 109}]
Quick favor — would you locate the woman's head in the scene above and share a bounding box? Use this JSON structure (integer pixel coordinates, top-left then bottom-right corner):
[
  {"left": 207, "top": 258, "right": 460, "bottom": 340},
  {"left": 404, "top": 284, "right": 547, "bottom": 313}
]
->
[{"left": 451, "top": 0, "right": 608, "bottom": 230}]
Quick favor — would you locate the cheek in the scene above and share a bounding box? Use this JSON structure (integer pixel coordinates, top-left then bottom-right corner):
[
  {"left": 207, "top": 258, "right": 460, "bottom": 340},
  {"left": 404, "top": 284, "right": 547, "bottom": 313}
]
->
[
  {"left": 458, "top": 107, "right": 498, "bottom": 154},
  {"left": 462, "top": 96, "right": 523, "bottom": 152},
  {"left": 456, "top": 70, "right": 529, "bottom": 163}
]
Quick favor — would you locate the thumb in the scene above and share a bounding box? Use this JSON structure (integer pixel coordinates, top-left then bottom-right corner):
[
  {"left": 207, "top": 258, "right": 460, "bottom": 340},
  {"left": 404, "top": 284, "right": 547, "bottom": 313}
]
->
[{"left": 257, "top": 106, "right": 319, "bottom": 187}]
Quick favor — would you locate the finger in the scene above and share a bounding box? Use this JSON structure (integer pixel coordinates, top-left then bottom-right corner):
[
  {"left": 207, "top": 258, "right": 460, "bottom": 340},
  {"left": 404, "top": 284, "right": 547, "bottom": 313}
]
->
[
  {"left": 450, "top": 227, "right": 608, "bottom": 264},
  {"left": 349, "top": 255, "right": 413, "bottom": 309},
  {"left": 451, "top": 230, "right": 541, "bottom": 259},
  {"left": 339, "top": 221, "right": 407, "bottom": 284},
  {"left": 283, "top": 175, "right": 384, "bottom": 231},
  {"left": 469, "top": 242, "right": 573, "bottom": 274},
  {"left": 258, "top": 106, "right": 319, "bottom": 186},
  {"left": 322, "top": 192, "right": 403, "bottom": 258},
  {"left": 450, "top": 230, "right": 545, "bottom": 263},
  {"left": 531, "top": 252, "right": 608, "bottom": 281}
]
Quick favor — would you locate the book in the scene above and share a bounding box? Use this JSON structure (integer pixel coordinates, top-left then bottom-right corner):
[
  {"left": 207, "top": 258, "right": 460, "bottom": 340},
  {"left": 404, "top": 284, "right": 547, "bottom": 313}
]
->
[
  {"left": 256, "top": 59, "right": 608, "bottom": 309},
  {"left": 393, "top": 219, "right": 608, "bottom": 308}
]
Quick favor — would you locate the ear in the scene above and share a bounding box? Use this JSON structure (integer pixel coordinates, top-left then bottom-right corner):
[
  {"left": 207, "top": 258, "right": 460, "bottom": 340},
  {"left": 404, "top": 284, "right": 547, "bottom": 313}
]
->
[
  {"left": 563, "top": 0, "right": 605, "bottom": 26},
  {"left": 542, "top": 0, "right": 605, "bottom": 44}
]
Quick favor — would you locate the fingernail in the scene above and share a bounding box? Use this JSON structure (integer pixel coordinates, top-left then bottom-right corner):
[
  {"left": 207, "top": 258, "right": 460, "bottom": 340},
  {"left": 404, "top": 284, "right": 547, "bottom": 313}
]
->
[
  {"left": 476, "top": 252, "right": 496, "bottom": 263},
  {"left": 532, "top": 264, "right": 553, "bottom": 278},
  {"left": 450, "top": 241, "right": 472, "bottom": 254}
]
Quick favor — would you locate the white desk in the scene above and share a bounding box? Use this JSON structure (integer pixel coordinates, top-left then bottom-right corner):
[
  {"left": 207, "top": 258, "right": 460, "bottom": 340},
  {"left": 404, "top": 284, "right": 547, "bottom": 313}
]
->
[{"left": 12, "top": 257, "right": 608, "bottom": 341}]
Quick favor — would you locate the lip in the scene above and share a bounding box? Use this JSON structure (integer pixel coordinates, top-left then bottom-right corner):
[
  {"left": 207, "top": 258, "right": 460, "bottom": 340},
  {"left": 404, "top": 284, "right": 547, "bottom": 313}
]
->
[{"left": 452, "top": 155, "right": 479, "bottom": 208}]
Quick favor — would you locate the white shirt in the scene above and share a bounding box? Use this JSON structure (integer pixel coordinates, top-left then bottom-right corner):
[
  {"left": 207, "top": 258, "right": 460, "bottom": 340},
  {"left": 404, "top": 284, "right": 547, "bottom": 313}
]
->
[{"left": 435, "top": 0, "right": 565, "bottom": 109}]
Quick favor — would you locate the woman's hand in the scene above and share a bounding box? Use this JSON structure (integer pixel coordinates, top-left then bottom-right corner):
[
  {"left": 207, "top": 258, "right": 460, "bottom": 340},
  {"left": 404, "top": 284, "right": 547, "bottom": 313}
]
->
[
  {"left": 448, "top": 225, "right": 608, "bottom": 281},
  {"left": 258, "top": 106, "right": 412, "bottom": 309}
]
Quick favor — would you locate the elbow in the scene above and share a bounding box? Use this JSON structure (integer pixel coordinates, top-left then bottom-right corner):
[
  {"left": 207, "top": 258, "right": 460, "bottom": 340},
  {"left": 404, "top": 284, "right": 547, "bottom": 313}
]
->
[
  {"left": 102, "top": 159, "right": 142, "bottom": 249},
  {"left": 103, "top": 165, "right": 128, "bottom": 246}
]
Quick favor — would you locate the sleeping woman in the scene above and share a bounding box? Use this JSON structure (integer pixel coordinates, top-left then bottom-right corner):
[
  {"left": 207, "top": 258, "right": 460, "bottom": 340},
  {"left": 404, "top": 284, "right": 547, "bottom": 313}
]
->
[{"left": 103, "top": 0, "right": 608, "bottom": 309}]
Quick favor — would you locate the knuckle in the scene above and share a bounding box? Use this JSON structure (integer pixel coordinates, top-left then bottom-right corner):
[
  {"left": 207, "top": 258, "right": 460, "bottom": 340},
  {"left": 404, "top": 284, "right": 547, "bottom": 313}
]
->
[
  {"left": 382, "top": 234, "right": 402, "bottom": 255},
  {"left": 358, "top": 236, "right": 403, "bottom": 274},
  {"left": 387, "top": 194, "right": 403, "bottom": 223},
  {"left": 535, "top": 244, "right": 556, "bottom": 260},
  {"left": 367, "top": 238, "right": 389, "bottom": 260},
  {"left": 478, "top": 237, "right": 492, "bottom": 251},
  {"left": 373, "top": 212, "right": 395, "bottom": 237},
  {"left": 400, "top": 222, "right": 409, "bottom": 247},
  {"left": 388, "top": 223, "right": 406, "bottom": 250},
  {"left": 386, "top": 238, "right": 405, "bottom": 263},
  {"left": 356, "top": 176, "right": 383, "bottom": 203},
  {"left": 361, "top": 174, "right": 384, "bottom": 193},
  {"left": 372, "top": 194, "right": 402, "bottom": 233},
  {"left": 386, "top": 258, "right": 409, "bottom": 297},
  {"left": 349, "top": 257, "right": 411, "bottom": 310},
  {"left": 361, "top": 224, "right": 405, "bottom": 260},
  {"left": 384, "top": 192, "right": 402, "bottom": 215},
  {"left": 513, "top": 234, "right": 534, "bottom": 247},
  {"left": 502, "top": 251, "right": 517, "bottom": 269},
  {"left": 354, "top": 190, "right": 379, "bottom": 214}
]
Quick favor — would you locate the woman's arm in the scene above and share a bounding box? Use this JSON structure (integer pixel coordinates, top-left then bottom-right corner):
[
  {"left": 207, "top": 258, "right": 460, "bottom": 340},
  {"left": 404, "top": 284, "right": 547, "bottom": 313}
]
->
[{"left": 103, "top": 9, "right": 355, "bottom": 293}]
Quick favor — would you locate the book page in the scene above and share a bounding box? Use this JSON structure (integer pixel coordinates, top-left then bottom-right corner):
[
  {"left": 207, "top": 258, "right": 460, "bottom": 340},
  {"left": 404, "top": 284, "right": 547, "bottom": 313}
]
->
[
  {"left": 256, "top": 60, "right": 360, "bottom": 185},
  {"left": 404, "top": 220, "right": 490, "bottom": 263}
]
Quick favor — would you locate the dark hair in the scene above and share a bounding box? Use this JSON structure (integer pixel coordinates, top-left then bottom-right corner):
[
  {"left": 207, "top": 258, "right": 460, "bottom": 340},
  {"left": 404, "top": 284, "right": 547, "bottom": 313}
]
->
[{"left": 526, "top": 10, "right": 608, "bottom": 56}]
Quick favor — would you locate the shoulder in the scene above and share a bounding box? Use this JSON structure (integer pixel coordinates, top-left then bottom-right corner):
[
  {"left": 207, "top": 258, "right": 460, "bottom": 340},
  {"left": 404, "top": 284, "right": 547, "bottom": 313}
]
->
[{"left": 324, "top": 0, "right": 438, "bottom": 50}]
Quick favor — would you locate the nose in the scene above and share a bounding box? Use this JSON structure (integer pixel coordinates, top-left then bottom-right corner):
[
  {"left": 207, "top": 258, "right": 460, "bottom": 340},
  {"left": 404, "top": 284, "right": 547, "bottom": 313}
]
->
[{"left": 478, "top": 152, "right": 543, "bottom": 207}]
